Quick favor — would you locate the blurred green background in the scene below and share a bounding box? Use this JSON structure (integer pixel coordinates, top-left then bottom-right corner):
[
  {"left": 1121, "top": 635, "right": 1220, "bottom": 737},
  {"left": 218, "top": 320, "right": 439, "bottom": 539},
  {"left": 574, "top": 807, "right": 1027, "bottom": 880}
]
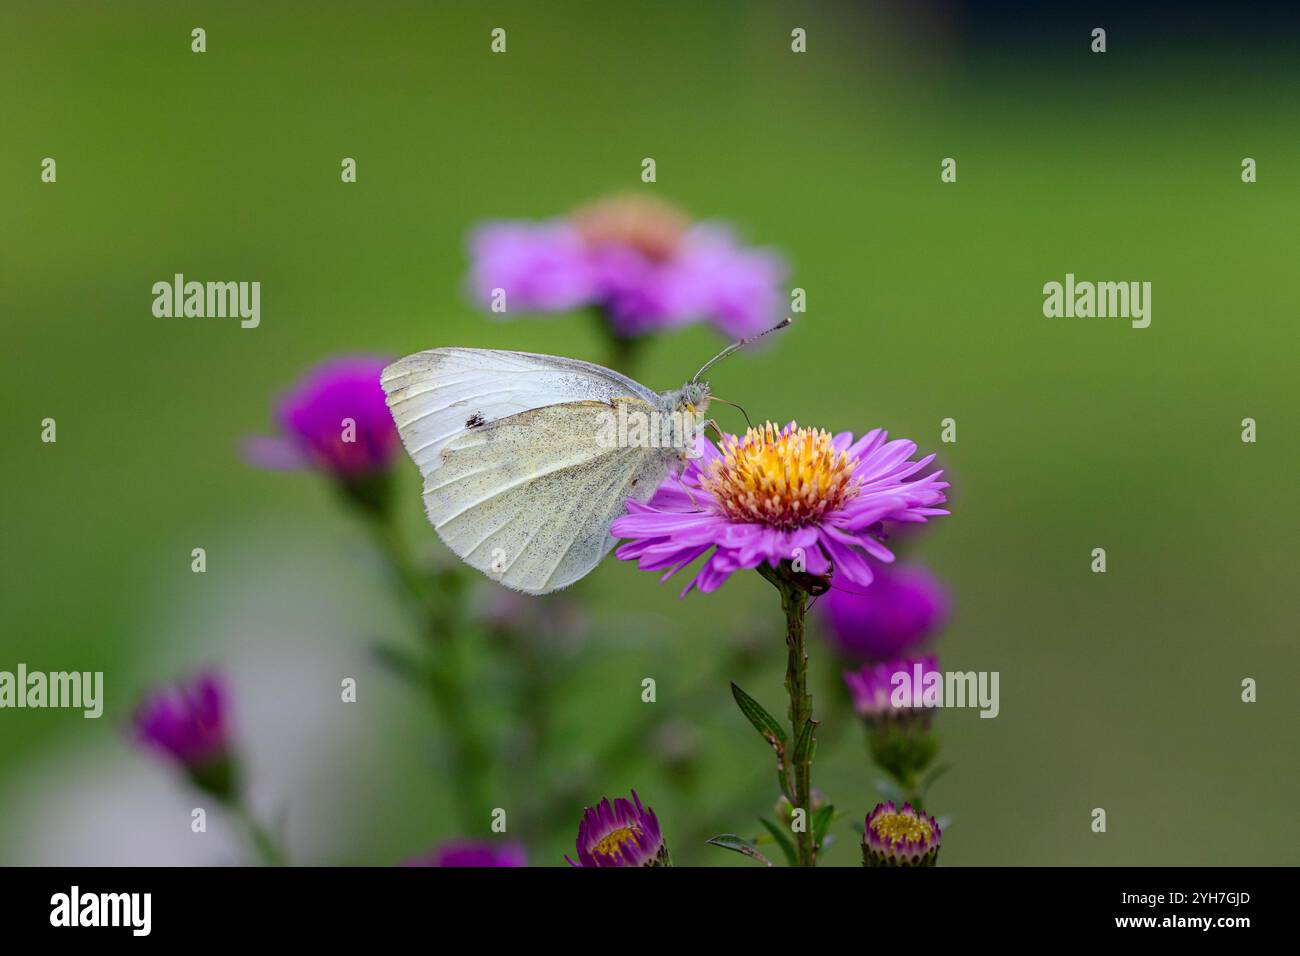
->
[{"left": 2, "top": 1, "right": 1296, "bottom": 866}]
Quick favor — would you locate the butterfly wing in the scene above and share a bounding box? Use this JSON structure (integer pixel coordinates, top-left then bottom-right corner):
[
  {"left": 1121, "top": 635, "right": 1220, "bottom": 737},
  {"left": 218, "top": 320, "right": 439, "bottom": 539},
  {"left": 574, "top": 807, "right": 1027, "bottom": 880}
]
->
[
  {"left": 381, "top": 349, "right": 674, "bottom": 594},
  {"left": 382, "top": 348, "right": 659, "bottom": 475},
  {"left": 425, "top": 398, "right": 672, "bottom": 593}
]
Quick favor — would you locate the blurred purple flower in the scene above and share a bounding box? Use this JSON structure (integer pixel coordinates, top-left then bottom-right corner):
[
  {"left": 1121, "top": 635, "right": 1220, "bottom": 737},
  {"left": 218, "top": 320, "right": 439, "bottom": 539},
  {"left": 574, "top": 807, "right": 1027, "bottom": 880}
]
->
[
  {"left": 133, "top": 673, "right": 237, "bottom": 799},
  {"left": 404, "top": 840, "right": 527, "bottom": 868},
  {"left": 666, "top": 225, "right": 788, "bottom": 339},
  {"left": 613, "top": 423, "right": 948, "bottom": 596},
  {"left": 566, "top": 790, "right": 670, "bottom": 867},
  {"left": 862, "top": 800, "right": 941, "bottom": 867},
  {"left": 843, "top": 654, "right": 940, "bottom": 721},
  {"left": 587, "top": 242, "right": 691, "bottom": 337},
  {"left": 468, "top": 196, "right": 787, "bottom": 339},
  {"left": 245, "top": 356, "right": 398, "bottom": 480},
  {"left": 820, "top": 564, "right": 950, "bottom": 661},
  {"left": 134, "top": 672, "right": 229, "bottom": 767},
  {"left": 468, "top": 221, "right": 598, "bottom": 313}
]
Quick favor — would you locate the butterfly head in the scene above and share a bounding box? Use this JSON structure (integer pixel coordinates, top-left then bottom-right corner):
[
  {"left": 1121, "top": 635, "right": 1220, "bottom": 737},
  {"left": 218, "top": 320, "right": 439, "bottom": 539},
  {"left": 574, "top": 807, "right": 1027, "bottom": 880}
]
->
[
  {"left": 677, "top": 380, "right": 712, "bottom": 418},
  {"left": 664, "top": 318, "right": 791, "bottom": 453}
]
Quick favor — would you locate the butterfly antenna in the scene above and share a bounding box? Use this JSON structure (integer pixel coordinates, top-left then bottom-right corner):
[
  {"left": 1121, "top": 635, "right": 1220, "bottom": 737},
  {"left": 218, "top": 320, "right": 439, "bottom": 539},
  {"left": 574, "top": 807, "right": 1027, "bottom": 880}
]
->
[
  {"left": 691, "top": 317, "right": 792, "bottom": 383},
  {"left": 709, "top": 396, "right": 752, "bottom": 430}
]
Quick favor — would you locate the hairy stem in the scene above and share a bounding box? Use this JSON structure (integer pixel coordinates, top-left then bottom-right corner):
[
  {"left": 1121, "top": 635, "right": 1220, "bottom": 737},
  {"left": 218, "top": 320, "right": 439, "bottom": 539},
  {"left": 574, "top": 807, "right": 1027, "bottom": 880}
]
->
[{"left": 760, "top": 562, "right": 820, "bottom": 866}]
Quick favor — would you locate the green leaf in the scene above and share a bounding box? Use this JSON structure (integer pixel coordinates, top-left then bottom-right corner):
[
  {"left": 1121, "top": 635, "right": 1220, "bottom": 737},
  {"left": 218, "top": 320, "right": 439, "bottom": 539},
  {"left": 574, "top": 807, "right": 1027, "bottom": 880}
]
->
[
  {"left": 777, "top": 771, "right": 795, "bottom": 803},
  {"left": 730, "top": 682, "right": 786, "bottom": 746},
  {"left": 706, "top": 834, "right": 774, "bottom": 867},
  {"left": 793, "top": 718, "right": 817, "bottom": 765},
  {"left": 756, "top": 818, "right": 797, "bottom": 867},
  {"left": 812, "top": 804, "right": 835, "bottom": 848}
]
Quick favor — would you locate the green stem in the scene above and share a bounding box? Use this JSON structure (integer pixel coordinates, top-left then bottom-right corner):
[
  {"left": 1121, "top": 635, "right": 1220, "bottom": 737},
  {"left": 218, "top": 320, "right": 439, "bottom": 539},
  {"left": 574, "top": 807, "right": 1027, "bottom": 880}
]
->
[
  {"left": 607, "top": 334, "right": 639, "bottom": 376},
  {"left": 760, "top": 562, "right": 819, "bottom": 867},
  {"left": 230, "top": 801, "right": 287, "bottom": 867},
  {"left": 424, "top": 638, "right": 492, "bottom": 827},
  {"left": 362, "top": 508, "right": 491, "bottom": 831},
  {"left": 590, "top": 306, "right": 640, "bottom": 375},
  {"left": 366, "top": 512, "right": 439, "bottom": 618},
  {"left": 783, "top": 584, "right": 815, "bottom": 867}
]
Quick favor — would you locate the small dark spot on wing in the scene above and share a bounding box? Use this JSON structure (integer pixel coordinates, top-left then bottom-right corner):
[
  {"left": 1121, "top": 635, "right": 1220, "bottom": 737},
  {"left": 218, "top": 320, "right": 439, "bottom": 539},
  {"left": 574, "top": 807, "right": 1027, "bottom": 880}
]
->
[{"left": 466, "top": 412, "right": 486, "bottom": 428}]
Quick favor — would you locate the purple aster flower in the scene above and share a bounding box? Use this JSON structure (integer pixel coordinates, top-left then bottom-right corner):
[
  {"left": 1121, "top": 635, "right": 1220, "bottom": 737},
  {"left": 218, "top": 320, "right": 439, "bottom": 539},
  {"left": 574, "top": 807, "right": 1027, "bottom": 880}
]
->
[
  {"left": 663, "top": 224, "right": 788, "bottom": 339},
  {"left": 468, "top": 220, "right": 598, "bottom": 313},
  {"left": 467, "top": 196, "right": 787, "bottom": 339},
  {"left": 245, "top": 356, "right": 398, "bottom": 480},
  {"left": 587, "top": 242, "right": 694, "bottom": 337},
  {"left": 565, "top": 790, "right": 671, "bottom": 867},
  {"left": 844, "top": 654, "right": 941, "bottom": 721},
  {"left": 612, "top": 422, "right": 949, "bottom": 596},
  {"left": 846, "top": 656, "right": 941, "bottom": 783},
  {"left": 133, "top": 672, "right": 236, "bottom": 798},
  {"left": 862, "top": 801, "right": 941, "bottom": 867},
  {"left": 404, "top": 840, "right": 527, "bottom": 868},
  {"left": 822, "top": 565, "right": 951, "bottom": 661}
]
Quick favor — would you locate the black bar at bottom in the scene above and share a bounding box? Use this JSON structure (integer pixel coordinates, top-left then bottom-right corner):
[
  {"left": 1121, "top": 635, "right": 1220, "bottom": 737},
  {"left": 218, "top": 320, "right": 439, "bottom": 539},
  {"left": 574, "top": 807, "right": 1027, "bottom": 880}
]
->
[{"left": 0, "top": 866, "right": 1282, "bottom": 940}]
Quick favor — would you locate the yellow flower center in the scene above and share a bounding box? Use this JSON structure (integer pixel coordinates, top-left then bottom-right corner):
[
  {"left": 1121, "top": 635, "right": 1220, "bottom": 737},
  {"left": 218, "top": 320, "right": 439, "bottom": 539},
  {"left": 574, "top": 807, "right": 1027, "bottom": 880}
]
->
[
  {"left": 699, "top": 422, "right": 860, "bottom": 529},
  {"left": 592, "top": 824, "right": 642, "bottom": 860},
  {"left": 870, "top": 811, "right": 932, "bottom": 847}
]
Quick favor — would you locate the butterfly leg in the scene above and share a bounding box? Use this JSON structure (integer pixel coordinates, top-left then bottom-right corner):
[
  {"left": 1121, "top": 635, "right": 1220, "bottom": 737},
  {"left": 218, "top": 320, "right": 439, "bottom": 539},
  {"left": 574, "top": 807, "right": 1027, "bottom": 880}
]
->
[
  {"left": 701, "top": 418, "right": 727, "bottom": 446},
  {"left": 671, "top": 466, "right": 704, "bottom": 513}
]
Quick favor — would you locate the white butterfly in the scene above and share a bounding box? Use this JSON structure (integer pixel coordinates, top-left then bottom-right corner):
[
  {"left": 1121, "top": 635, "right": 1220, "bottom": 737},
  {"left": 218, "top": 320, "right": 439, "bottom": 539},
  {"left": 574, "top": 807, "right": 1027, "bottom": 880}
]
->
[{"left": 381, "top": 321, "right": 787, "bottom": 595}]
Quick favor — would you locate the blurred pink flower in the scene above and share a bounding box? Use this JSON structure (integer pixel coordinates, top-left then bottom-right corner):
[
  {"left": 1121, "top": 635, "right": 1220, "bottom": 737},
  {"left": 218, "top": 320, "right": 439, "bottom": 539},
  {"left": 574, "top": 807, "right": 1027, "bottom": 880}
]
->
[
  {"left": 245, "top": 356, "right": 398, "bottom": 479},
  {"left": 468, "top": 196, "right": 787, "bottom": 338},
  {"left": 820, "top": 564, "right": 950, "bottom": 661}
]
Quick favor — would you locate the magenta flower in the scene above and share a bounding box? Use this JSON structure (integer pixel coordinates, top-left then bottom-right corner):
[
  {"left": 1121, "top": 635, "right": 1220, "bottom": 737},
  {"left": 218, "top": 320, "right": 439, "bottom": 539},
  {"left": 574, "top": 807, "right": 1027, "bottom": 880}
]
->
[
  {"left": 665, "top": 225, "right": 787, "bottom": 339},
  {"left": 821, "top": 564, "right": 950, "bottom": 661},
  {"left": 468, "top": 196, "right": 786, "bottom": 339},
  {"left": 844, "top": 654, "right": 941, "bottom": 721},
  {"left": 468, "top": 221, "right": 598, "bottom": 313},
  {"left": 566, "top": 791, "right": 670, "bottom": 867},
  {"left": 133, "top": 673, "right": 235, "bottom": 797},
  {"left": 847, "top": 655, "right": 941, "bottom": 783},
  {"left": 134, "top": 672, "right": 228, "bottom": 766},
  {"left": 245, "top": 356, "right": 398, "bottom": 480},
  {"left": 404, "top": 840, "right": 527, "bottom": 868},
  {"left": 862, "top": 801, "right": 941, "bottom": 867},
  {"left": 612, "top": 423, "right": 948, "bottom": 596}
]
